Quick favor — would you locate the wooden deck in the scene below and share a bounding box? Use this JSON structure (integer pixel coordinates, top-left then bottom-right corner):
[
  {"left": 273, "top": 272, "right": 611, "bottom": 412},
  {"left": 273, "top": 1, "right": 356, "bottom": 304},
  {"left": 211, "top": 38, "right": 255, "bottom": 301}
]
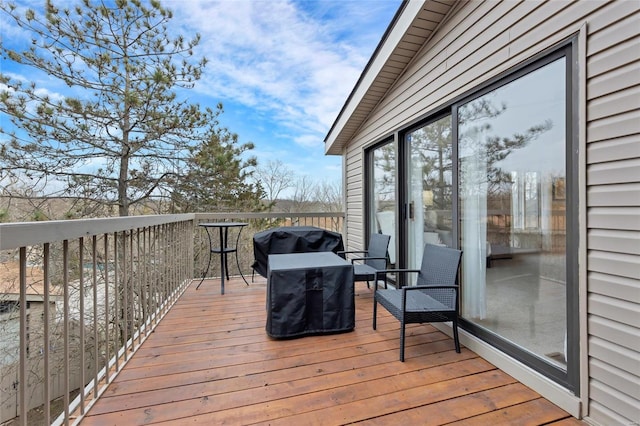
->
[{"left": 80, "top": 277, "right": 584, "bottom": 425}]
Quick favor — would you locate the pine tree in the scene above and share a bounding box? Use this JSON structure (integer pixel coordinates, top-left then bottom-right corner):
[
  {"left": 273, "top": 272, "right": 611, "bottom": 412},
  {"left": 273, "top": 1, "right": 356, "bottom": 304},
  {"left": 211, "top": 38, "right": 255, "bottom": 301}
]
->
[
  {"left": 171, "top": 126, "right": 265, "bottom": 213},
  {"left": 0, "top": 0, "right": 257, "bottom": 217}
]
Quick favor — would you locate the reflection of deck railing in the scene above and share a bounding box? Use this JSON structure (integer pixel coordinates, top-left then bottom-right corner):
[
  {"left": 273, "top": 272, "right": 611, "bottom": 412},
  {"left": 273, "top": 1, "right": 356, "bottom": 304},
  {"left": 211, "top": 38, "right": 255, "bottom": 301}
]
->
[{"left": 0, "top": 211, "right": 344, "bottom": 425}]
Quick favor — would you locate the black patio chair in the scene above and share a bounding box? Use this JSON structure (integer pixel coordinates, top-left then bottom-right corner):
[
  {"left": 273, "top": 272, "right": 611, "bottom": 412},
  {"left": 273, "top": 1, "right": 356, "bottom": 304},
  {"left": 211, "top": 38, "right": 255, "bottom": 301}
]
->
[
  {"left": 373, "top": 243, "right": 463, "bottom": 361},
  {"left": 338, "top": 233, "right": 390, "bottom": 288}
]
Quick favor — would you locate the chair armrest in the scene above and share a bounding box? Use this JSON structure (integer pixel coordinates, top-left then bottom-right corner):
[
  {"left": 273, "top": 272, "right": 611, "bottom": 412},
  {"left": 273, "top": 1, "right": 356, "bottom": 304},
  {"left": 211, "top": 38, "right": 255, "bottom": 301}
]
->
[
  {"left": 337, "top": 249, "right": 368, "bottom": 260},
  {"left": 405, "top": 285, "right": 459, "bottom": 291},
  {"left": 374, "top": 269, "right": 420, "bottom": 290},
  {"left": 338, "top": 250, "right": 368, "bottom": 255},
  {"left": 350, "top": 256, "right": 386, "bottom": 265},
  {"left": 376, "top": 268, "right": 421, "bottom": 274},
  {"left": 375, "top": 268, "right": 420, "bottom": 278}
]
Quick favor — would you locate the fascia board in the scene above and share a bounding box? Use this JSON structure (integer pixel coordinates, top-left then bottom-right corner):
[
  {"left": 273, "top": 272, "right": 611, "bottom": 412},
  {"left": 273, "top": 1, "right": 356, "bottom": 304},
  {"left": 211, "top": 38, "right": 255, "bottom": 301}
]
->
[{"left": 324, "top": 0, "right": 425, "bottom": 154}]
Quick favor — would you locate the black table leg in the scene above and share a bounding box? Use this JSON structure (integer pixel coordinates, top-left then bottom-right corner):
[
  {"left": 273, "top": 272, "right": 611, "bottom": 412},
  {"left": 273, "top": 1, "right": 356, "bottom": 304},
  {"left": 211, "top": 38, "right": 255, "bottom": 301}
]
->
[
  {"left": 196, "top": 227, "right": 214, "bottom": 290},
  {"left": 219, "top": 226, "right": 226, "bottom": 295},
  {"left": 197, "top": 222, "right": 249, "bottom": 292},
  {"left": 234, "top": 226, "right": 249, "bottom": 286},
  {"left": 223, "top": 226, "right": 231, "bottom": 280}
]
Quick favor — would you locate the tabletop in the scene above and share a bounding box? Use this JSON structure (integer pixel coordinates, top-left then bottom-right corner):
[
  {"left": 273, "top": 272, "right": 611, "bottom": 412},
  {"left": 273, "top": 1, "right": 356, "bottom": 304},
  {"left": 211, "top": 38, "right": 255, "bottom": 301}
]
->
[
  {"left": 268, "top": 252, "right": 349, "bottom": 272},
  {"left": 199, "top": 222, "right": 248, "bottom": 228}
]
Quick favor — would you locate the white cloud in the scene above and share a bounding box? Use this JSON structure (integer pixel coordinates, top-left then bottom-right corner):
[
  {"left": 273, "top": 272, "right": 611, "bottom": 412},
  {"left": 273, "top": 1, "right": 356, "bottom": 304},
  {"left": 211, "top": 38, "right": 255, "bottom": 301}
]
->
[
  {"left": 294, "top": 134, "right": 322, "bottom": 149},
  {"left": 32, "top": 87, "right": 65, "bottom": 103},
  {"left": 168, "top": 0, "right": 390, "bottom": 149}
]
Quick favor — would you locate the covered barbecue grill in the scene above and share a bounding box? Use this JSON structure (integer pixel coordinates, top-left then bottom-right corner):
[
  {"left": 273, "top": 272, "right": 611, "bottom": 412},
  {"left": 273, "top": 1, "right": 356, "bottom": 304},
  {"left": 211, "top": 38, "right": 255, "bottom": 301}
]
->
[{"left": 252, "top": 226, "right": 344, "bottom": 278}]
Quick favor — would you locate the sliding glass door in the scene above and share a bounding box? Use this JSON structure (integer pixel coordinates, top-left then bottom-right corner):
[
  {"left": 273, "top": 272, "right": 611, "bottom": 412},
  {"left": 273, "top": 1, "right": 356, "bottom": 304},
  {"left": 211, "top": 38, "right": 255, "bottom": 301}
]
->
[
  {"left": 365, "top": 46, "right": 575, "bottom": 388},
  {"left": 458, "top": 57, "right": 568, "bottom": 370}
]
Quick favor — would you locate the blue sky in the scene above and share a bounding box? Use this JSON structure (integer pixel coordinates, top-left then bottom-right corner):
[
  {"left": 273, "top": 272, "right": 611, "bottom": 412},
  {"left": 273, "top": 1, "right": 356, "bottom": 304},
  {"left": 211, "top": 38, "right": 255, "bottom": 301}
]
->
[
  {"left": 174, "top": 0, "right": 401, "bottom": 187},
  {"left": 1, "top": 0, "right": 401, "bottom": 193}
]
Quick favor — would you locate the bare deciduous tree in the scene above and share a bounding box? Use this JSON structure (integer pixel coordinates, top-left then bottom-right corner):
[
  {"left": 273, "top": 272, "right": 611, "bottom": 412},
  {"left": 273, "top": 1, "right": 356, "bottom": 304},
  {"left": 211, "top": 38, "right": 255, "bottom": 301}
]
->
[
  {"left": 285, "top": 175, "right": 317, "bottom": 213},
  {"left": 253, "top": 160, "right": 294, "bottom": 209},
  {"left": 314, "top": 180, "right": 343, "bottom": 212}
]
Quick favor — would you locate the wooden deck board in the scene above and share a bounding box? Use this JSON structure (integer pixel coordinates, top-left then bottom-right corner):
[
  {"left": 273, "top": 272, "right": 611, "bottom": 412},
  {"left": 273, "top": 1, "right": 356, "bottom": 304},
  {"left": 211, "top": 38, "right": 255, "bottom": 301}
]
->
[{"left": 80, "top": 277, "right": 581, "bottom": 425}]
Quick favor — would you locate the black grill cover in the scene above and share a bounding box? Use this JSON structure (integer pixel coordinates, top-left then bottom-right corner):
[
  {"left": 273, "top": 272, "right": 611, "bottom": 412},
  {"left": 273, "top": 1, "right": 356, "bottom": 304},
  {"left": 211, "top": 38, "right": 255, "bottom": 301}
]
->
[{"left": 252, "top": 226, "right": 344, "bottom": 278}]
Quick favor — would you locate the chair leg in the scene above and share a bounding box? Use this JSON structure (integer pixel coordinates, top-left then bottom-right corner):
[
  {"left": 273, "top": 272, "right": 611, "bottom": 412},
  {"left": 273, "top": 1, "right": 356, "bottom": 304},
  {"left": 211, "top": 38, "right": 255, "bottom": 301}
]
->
[
  {"left": 400, "top": 320, "right": 406, "bottom": 362},
  {"left": 372, "top": 298, "right": 377, "bottom": 330},
  {"left": 452, "top": 318, "right": 461, "bottom": 353}
]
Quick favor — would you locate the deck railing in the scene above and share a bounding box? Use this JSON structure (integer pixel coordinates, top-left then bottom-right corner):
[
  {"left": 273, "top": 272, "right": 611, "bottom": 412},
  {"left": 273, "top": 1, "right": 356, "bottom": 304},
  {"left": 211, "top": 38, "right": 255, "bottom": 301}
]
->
[{"left": 0, "top": 211, "right": 344, "bottom": 425}]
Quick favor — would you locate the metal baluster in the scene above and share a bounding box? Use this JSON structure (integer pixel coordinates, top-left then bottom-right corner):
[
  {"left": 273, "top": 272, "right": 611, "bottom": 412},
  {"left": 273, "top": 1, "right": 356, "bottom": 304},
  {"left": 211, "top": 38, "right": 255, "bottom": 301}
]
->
[
  {"left": 92, "top": 235, "right": 99, "bottom": 401},
  {"left": 79, "top": 237, "right": 85, "bottom": 415},
  {"left": 19, "top": 247, "right": 27, "bottom": 425},
  {"left": 103, "top": 234, "right": 110, "bottom": 385},
  {"left": 113, "top": 233, "right": 119, "bottom": 370},
  {"left": 43, "top": 243, "right": 51, "bottom": 425},
  {"left": 62, "top": 240, "right": 70, "bottom": 426}
]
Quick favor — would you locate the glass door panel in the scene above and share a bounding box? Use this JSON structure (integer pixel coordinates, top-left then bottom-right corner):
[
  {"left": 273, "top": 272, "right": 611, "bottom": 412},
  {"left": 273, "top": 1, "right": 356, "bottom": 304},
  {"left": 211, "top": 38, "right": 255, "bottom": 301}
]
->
[
  {"left": 458, "top": 58, "right": 567, "bottom": 369},
  {"left": 370, "top": 142, "right": 397, "bottom": 267},
  {"left": 406, "top": 115, "right": 453, "bottom": 274}
]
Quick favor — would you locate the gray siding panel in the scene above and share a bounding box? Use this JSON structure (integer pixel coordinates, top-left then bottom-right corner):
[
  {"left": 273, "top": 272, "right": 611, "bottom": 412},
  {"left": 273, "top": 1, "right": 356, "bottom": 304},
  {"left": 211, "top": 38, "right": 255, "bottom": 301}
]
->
[
  {"left": 589, "top": 316, "right": 640, "bottom": 353},
  {"left": 587, "top": 10, "right": 639, "bottom": 55},
  {"left": 588, "top": 402, "right": 636, "bottom": 426},
  {"left": 587, "top": 158, "right": 640, "bottom": 185},
  {"left": 586, "top": 0, "right": 640, "bottom": 33},
  {"left": 587, "top": 110, "right": 640, "bottom": 143},
  {"left": 344, "top": 144, "right": 365, "bottom": 251},
  {"left": 587, "top": 229, "right": 640, "bottom": 255},
  {"left": 589, "top": 378, "right": 640, "bottom": 425},
  {"left": 590, "top": 359, "right": 640, "bottom": 402},
  {"left": 589, "top": 272, "right": 640, "bottom": 303},
  {"left": 588, "top": 37, "right": 640, "bottom": 78},
  {"left": 587, "top": 207, "right": 640, "bottom": 231},
  {"left": 588, "top": 251, "right": 640, "bottom": 280},
  {"left": 587, "top": 136, "right": 640, "bottom": 164},
  {"left": 587, "top": 85, "right": 640, "bottom": 121},
  {"left": 589, "top": 336, "right": 640, "bottom": 380},
  {"left": 588, "top": 293, "right": 640, "bottom": 328},
  {"left": 588, "top": 62, "right": 640, "bottom": 99},
  {"left": 508, "top": 0, "right": 591, "bottom": 54},
  {"left": 588, "top": 183, "right": 640, "bottom": 207}
]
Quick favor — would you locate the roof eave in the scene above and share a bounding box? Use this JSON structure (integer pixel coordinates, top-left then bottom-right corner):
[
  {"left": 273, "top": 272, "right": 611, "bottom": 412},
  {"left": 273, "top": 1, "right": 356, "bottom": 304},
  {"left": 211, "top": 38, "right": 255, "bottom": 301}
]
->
[{"left": 324, "top": 0, "right": 454, "bottom": 155}]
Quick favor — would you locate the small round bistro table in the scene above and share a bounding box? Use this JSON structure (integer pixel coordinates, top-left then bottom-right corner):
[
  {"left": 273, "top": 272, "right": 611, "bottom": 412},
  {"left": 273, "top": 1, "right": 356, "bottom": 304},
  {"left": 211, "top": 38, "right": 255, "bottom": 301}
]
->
[{"left": 196, "top": 222, "right": 249, "bottom": 294}]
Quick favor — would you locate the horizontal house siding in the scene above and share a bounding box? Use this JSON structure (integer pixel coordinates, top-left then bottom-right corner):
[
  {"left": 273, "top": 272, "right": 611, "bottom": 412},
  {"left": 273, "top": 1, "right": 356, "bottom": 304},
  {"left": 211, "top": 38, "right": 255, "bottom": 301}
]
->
[
  {"left": 587, "top": 207, "right": 640, "bottom": 231},
  {"left": 341, "top": 0, "right": 639, "bottom": 424},
  {"left": 584, "top": 1, "right": 640, "bottom": 423},
  {"left": 344, "top": 144, "right": 365, "bottom": 250}
]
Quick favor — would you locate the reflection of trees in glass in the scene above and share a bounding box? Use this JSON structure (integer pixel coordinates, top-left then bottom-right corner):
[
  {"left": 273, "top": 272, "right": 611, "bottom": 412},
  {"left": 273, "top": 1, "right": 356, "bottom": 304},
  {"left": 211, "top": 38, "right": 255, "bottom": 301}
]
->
[
  {"left": 373, "top": 143, "right": 396, "bottom": 210},
  {"left": 408, "top": 116, "right": 452, "bottom": 213},
  {"left": 459, "top": 94, "right": 554, "bottom": 247},
  {"left": 459, "top": 97, "right": 553, "bottom": 194},
  {"left": 407, "top": 95, "right": 553, "bottom": 242}
]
